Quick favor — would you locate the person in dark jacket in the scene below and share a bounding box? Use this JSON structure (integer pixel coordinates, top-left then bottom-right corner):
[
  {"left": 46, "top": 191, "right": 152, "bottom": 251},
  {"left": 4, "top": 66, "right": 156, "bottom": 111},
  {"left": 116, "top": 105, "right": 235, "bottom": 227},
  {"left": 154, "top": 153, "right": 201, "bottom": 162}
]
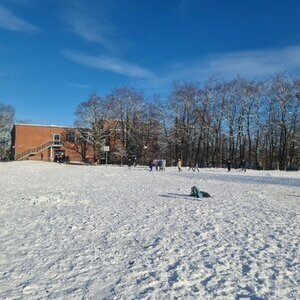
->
[
  {"left": 128, "top": 158, "right": 132, "bottom": 169},
  {"left": 226, "top": 160, "right": 231, "bottom": 172},
  {"left": 241, "top": 159, "right": 247, "bottom": 172},
  {"left": 148, "top": 160, "right": 153, "bottom": 171}
]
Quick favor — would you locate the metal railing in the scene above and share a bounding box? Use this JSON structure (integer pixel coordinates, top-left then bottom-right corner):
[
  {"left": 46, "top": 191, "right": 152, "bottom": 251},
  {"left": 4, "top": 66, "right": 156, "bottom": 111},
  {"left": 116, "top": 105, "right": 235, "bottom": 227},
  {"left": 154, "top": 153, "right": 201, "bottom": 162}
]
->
[{"left": 15, "top": 140, "right": 62, "bottom": 161}]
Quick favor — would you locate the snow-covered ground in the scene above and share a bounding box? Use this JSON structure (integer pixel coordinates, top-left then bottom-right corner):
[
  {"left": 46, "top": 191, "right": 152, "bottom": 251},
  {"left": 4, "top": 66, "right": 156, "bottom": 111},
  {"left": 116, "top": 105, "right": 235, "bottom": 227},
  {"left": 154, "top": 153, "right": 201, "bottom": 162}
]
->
[{"left": 0, "top": 161, "right": 299, "bottom": 299}]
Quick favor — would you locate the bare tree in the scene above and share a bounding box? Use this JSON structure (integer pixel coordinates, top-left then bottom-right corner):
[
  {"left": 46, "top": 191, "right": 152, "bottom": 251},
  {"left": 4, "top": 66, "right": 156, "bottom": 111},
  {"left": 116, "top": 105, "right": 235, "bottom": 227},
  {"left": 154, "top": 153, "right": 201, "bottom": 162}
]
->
[
  {"left": 74, "top": 93, "right": 110, "bottom": 162},
  {"left": 0, "top": 103, "right": 14, "bottom": 159},
  {"left": 112, "top": 144, "right": 127, "bottom": 165},
  {"left": 168, "top": 82, "right": 200, "bottom": 164},
  {"left": 106, "top": 86, "right": 144, "bottom": 159}
]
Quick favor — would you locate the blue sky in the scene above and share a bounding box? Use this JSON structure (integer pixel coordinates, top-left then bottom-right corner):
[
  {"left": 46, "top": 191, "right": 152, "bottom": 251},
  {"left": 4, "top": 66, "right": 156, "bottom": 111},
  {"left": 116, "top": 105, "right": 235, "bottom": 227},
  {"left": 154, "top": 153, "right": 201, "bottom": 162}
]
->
[{"left": 1, "top": 0, "right": 300, "bottom": 125}]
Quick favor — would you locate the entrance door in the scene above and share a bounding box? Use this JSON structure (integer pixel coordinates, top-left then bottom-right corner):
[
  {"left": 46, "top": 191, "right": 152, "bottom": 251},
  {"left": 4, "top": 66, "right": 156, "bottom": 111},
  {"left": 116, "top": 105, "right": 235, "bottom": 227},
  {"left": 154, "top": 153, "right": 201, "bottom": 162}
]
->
[{"left": 53, "top": 134, "right": 61, "bottom": 145}]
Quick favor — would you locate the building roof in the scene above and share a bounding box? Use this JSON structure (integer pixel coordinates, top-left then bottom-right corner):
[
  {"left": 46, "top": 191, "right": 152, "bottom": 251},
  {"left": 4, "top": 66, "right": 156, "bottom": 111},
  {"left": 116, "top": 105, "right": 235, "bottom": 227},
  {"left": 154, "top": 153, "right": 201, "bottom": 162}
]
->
[{"left": 14, "top": 123, "right": 73, "bottom": 129}]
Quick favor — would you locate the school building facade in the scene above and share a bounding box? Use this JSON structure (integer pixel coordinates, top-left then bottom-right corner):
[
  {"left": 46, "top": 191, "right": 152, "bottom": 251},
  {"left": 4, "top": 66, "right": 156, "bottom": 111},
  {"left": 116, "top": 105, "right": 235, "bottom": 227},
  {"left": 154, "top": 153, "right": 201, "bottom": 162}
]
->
[{"left": 11, "top": 124, "right": 94, "bottom": 162}]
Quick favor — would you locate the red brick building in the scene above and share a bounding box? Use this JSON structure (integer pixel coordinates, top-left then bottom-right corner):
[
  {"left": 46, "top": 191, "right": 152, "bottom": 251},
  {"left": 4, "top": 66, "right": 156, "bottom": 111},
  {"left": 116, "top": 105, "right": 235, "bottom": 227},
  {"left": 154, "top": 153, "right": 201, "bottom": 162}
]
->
[{"left": 11, "top": 124, "right": 94, "bottom": 162}]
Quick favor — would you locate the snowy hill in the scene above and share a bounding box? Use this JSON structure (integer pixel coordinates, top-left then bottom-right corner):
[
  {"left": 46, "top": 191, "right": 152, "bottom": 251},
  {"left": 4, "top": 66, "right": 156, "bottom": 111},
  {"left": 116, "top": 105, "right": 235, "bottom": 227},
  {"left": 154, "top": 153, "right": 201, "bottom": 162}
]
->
[{"left": 0, "top": 162, "right": 299, "bottom": 299}]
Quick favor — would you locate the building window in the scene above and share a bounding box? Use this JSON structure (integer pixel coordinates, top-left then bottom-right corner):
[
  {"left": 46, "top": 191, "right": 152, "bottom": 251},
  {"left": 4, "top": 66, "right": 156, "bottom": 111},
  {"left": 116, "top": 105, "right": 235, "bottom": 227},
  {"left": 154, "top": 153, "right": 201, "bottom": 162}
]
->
[
  {"left": 66, "top": 130, "right": 75, "bottom": 143},
  {"left": 53, "top": 134, "right": 61, "bottom": 145}
]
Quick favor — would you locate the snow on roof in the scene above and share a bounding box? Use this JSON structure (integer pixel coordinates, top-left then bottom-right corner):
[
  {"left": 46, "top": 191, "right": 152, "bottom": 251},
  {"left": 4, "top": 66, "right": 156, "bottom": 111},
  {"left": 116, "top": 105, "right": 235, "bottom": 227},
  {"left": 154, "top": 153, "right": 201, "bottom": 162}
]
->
[{"left": 14, "top": 123, "right": 74, "bottom": 129}]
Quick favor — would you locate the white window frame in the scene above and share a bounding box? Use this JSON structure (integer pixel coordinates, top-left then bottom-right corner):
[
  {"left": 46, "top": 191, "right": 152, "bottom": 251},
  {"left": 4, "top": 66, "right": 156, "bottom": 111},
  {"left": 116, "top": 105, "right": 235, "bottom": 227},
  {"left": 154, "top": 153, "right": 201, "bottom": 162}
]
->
[{"left": 53, "top": 134, "right": 61, "bottom": 145}]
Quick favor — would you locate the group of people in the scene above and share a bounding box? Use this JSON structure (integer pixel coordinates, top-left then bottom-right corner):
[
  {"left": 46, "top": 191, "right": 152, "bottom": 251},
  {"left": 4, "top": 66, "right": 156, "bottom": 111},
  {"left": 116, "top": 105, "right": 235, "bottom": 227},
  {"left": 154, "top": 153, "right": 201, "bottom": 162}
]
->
[
  {"left": 226, "top": 159, "right": 247, "bottom": 172},
  {"left": 127, "top": 157, "right": 167, "bottom": 171},
  {"left": 177, "top": 159, "right": 200, "bottom": 172},
  {"left": 127, "top": 157, "right": 137, "bottom": 168},
  {"left": 177, "top": 158, "right": 248, "bottom": 172},
  {"left": 149, "top": 159, "right": 166, "bottom": 171},
  {"left": 188, "top": 160, "right": 200, "bottom": 172},
  {"left": 129, "top": 157, "right": 249, "bottom": 172}
]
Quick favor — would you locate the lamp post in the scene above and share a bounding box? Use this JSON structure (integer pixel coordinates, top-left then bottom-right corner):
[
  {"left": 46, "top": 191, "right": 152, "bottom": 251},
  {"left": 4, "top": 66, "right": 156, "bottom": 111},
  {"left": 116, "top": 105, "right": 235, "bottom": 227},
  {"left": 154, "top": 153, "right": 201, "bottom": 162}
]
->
[{"left": 143, "top": 145, "right": 148, "bottom": 165}]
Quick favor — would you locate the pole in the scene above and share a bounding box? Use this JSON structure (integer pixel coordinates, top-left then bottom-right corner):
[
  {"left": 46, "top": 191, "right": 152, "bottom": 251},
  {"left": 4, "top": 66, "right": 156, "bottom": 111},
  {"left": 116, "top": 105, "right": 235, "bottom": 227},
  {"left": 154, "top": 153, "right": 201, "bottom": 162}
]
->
[
  {"left": 50, "top": 146, "right": 53, "bottom": 162},
  {"left": 105, "top": 151, "right": 108, "bottom": 168}
]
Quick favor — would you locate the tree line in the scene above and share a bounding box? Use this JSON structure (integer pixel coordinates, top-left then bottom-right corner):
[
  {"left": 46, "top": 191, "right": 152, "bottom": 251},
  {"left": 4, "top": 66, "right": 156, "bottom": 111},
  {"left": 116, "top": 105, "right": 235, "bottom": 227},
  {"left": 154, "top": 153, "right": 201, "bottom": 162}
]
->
[{"left": 74, "top": 75, "right": 300, "bottom": 170}]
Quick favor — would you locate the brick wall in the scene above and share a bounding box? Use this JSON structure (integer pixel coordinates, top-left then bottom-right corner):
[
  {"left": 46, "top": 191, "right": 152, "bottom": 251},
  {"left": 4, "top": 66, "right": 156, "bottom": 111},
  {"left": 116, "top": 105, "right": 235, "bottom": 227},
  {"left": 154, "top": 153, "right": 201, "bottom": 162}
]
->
[{"left": 12, "top": 125, "right": 94, "bottom": 162}]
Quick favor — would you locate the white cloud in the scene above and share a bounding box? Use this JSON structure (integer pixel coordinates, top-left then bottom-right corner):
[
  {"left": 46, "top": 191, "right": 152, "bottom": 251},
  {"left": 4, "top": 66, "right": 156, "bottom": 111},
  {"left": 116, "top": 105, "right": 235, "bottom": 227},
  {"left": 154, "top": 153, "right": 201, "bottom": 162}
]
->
[
  {"left": 134, "top": 45, "right": 300, "bottom": 94},
  {"left": 204, "top": 46, "right": 300, "bottom": 77},
  {"left": 62, "top": 50, "right": 154, "bottom": 79},
  {"left": 64, "top": 15, "right": 114, "bottom": 49},
  {"left": 69, "top": 83, "right": 92, "bottom": 89},
  {"left": 160, "top": 45, "right": 300, "bottom": 84},
  {"left": 62, "top": 1, "right": 117, "bottom": 51},
  {"left": 0, "top": 4, "right": 38, "bottom": 32},
  {"left": 3, "top": 0, "right": 37, "bottom": 6}
]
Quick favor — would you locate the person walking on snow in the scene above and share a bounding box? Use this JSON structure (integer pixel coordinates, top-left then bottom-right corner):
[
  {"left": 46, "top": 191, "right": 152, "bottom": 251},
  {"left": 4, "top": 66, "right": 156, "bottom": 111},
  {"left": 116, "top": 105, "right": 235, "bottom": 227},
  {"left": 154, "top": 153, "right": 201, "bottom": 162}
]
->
[
  {"left": 241, "top": 159, "right": 247, "bottom": 172},
  {"left": 226, "top": 160, "right": 231, "bottom": 172},
  {"left": 177, "top": 159, "right": 182, "bottom": 172},
  {"left": 161, "top": 159, "right": 166, "bottom": 171},
  {"left": 188, "top": 160, "right": 193, "bottom": 171},
  {"left": 148, "top": 160, "right": 153, "bottom": 171},
  {"left": 128, "top": 158, "right": 132, "bottom": 169}
]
